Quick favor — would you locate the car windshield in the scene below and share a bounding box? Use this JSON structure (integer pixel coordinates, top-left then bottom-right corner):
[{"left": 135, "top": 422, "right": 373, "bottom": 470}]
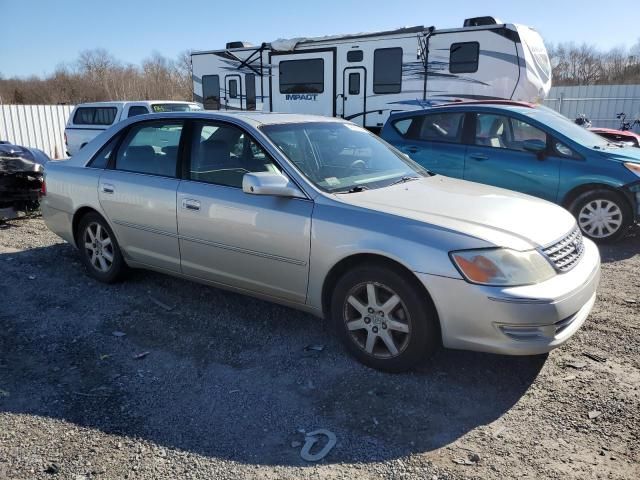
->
[
  {"left": 527, "top": 106, "right": 610, "bottom": 148},
  {"left": 260, "top": 122, "right": 429, "bottom": 192},
  {"left": 151, "top": 103, "right": 202, "bottom": 112}
]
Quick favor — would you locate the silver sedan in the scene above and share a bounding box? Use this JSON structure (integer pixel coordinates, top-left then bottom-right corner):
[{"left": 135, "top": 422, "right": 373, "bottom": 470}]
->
[{"left": 42, "top": 112, "right": 601, "bottom": 371}]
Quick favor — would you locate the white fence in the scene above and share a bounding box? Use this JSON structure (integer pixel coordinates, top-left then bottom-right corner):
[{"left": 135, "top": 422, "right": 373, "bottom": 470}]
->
[
  {"left": 0, "top": 104, "right": 74, "bottom": 158},
  {"left": 544, "top": 84, "right": 640, "bottom": 132}
]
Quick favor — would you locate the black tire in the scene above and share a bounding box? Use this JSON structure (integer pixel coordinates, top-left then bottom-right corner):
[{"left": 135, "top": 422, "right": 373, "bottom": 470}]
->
[
  {"left": 569, "top": 189, "right": 632, "bottom": 243},
  {"left": 331, "top": 264, "right": 439, "bottom": 372},
  {"left": 76, "top": 212, "right": 127, "bottom": 283}
]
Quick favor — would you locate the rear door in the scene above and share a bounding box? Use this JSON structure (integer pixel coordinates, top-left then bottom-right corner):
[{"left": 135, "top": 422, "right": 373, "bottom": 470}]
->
[
  {"left": 270, "top": 50, "right": 335, "bottom": 116},
  {"left": 463, "top": 112, "right": 560, "bottom": 201},
  {"left": 389, "top": 111, "right": 467, "bottom": 178},
  {"left": 98, "top": 120, "right": 184, "bottom": 272}
]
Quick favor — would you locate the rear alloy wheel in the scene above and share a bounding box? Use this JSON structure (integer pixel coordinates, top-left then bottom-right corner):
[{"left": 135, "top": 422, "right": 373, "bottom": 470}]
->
[
  {"left": 332, "top": 265, "right": 439, "bottom": 372},
  {"left": 77, "top": 213, "right": 126, "bottom": 283},
  {"left": 570, "top": 189, "right": 631, "bottom": 243}
]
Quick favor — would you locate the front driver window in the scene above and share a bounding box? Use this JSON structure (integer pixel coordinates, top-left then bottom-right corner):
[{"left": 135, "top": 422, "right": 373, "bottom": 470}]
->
[
  {"left": 189, "top": 121, "right": 280, "bottom": 188},
  {"left": 475, "top": 113, "right": 547, "bottom": 152}
]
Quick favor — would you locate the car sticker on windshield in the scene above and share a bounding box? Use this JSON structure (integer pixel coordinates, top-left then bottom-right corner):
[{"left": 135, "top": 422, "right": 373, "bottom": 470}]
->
[{"left": 325, "top": 177, "right": 340, "bottom": 186}]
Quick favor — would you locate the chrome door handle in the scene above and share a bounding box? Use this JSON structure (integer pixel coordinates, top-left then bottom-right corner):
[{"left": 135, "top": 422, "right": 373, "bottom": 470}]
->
[
  {"left": 182, "top": 199, "right": 201, "bottom": 211},
  {"left": 470, "top": 153, "right": 489, "bottom": 161},
  {"left": 101, "top": 183, "right": 115, "bottom": 194}
]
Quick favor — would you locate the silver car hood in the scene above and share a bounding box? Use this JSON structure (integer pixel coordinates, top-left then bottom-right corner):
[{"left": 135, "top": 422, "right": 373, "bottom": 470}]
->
[{"left": 333, "top": 175, "right": 576, "bottom": 251}]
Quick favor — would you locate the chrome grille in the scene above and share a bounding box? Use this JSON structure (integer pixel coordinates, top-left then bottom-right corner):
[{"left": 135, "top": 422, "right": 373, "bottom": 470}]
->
[{"left": 542, "top": 227, "right": 585, "bottom": 272}]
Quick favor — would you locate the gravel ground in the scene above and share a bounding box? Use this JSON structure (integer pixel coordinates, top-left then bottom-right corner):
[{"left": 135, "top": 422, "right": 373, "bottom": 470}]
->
[{"left": 0, "top": 217, "right": 638, "bottom": 480}]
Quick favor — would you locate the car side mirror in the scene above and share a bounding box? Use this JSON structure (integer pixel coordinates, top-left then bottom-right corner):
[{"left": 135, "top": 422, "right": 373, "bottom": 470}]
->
[
  {"left": 242, "top": 172, "right": 306, "bottom": 198},
  {"left": 522, "top": 139, "right": 546, "bottom": 159}
]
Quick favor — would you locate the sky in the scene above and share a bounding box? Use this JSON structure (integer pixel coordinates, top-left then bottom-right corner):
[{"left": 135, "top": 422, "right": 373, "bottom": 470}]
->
[{"left": 1, "top": 0, "right": 638, "bottom": 78}]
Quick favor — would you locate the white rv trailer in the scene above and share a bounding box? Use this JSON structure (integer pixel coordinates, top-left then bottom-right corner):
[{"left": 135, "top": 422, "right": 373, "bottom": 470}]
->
[{"left": 191, "top": 16, "right": 551, "bottom": 130}]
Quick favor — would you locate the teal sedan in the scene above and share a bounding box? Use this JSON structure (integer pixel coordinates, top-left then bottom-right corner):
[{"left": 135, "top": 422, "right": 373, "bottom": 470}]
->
[{"left": 381, "top": 101, "right": 640, "bottom": 242}]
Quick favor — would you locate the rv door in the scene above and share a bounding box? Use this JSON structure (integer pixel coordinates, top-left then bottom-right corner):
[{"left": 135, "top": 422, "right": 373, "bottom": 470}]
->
[
  {"left": 270, "top": 50, "right": 335, "bottom": 116},
  {"left": 342, "top": 67, "right": 366, "bottom": 126},
  {"left": 224, "top": 75, "right": 243, "bottom": 110}
]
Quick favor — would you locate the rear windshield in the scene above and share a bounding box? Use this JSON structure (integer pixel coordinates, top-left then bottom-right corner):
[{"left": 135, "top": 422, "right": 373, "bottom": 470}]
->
[
  {"left": 151, "top": 103, "right": 202, "bottom": 112},
  {"left": 73, "top": 107, "right": 118, "bottom": 126}
]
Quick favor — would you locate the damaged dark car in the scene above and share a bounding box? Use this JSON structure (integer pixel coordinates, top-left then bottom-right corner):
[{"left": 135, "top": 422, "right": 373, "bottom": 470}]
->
[{"left": 0, "top": 141, "right": 49, "bottom": 220}]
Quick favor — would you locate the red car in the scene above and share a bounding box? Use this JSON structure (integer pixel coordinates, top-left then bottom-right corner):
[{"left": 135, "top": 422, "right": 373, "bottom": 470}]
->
[{"left": 590, "top": 127, "right": 640, "bottom": 148}]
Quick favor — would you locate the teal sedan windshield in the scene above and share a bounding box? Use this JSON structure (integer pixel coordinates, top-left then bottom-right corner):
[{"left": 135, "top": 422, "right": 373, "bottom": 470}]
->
[
  {"left": 526, "top": 106, "right": 610, "bottom": 149},
  {"left": 261, "top": 122, "right": 428, "bottom": 192}
]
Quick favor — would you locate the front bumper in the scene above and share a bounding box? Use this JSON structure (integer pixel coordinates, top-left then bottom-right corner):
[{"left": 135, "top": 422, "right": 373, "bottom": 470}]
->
[{"left": 417, "top": 238, "right": 601, "bottom": 355}]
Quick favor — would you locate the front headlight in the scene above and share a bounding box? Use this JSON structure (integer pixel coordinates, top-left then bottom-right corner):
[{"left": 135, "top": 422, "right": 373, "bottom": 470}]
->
[
  {"left": 450, "top": 248, "right": 556, "bottom": 286},
  {"left": 624, "top": 162, "right": 640, "bottom": 178}
]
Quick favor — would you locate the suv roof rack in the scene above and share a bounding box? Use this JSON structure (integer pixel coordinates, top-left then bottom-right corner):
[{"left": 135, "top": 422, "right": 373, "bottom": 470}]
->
[{"left": 440, "top": 100, "right": 536, "bottom": 108}]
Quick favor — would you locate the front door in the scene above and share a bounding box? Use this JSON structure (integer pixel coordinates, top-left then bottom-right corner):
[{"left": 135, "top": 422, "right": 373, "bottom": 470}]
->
[
  {"left": 342, "top": 67, "right": 366, "bottom": 126},
  {"left": 176, "top": 120, "right": 313, "bottom": 303},
  {"left": 224, "top": 74, "right": 242, "bottom": 110},
  {"left": 463, "top": 112, "right": 560, "bottom": 201},
  {"left": 98, "top": 120, "right": 184, "bottom": 272}
]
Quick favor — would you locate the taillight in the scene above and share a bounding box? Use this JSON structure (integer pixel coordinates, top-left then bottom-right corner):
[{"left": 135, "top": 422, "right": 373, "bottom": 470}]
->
[{"left": 40, "top": 178, "right": 46, "bottom": 196}]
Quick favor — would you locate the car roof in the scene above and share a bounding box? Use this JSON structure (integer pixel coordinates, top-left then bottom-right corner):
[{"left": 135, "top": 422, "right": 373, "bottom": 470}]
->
[
  {"left": 387, "top": 101, "right": 539, "bottom": 120},
  {"left": 126, "top": 111, "right": 351, "bottom": 128},
  {"left": 73, "top": 100, "right": 199, "bottom": 108}
]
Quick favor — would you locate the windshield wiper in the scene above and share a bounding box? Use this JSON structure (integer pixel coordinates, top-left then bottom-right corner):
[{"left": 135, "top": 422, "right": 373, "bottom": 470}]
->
[
  {"left": 388, "top": 176, "right": 421, "bottom": 187},
  {"left": 335, "top": 185, "right": 370, "bottom": 194}
]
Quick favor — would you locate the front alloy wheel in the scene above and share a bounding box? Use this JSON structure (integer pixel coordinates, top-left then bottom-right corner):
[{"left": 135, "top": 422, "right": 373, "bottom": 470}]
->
[
  {"left": 344, "top": 282, "right": 411, "bottom": 359},
  {"left": 332, "top": 264, "right": 439, "bottom": 372}
]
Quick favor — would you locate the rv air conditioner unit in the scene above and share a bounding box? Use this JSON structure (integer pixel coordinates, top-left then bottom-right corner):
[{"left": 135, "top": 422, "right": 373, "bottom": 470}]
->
[
  {"left": 463, "top": 16, "right": 502, "bottom": 27},
  {"left": 226, "top": 41, "right": 254, "bottom": 49}
]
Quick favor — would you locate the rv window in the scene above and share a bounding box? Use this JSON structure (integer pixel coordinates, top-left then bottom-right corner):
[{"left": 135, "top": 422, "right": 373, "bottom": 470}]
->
[
  {"left": 229, "top": 79, "right": 238, "bottom": 99},
  {"left": 347, "top": 50, "right": 363, "bottom": 62},
  {"left": 246, "top": 73, "right": 256, "bottom": 110},
  {"left": 279, "top": 59, "right": 324, "bottom": 94},
  {"left": 73, "top": 107, "right": 117, "bottom": 126},
  {"left": 127, "top": 106, "right": 149, "bottom": 118},
  {"left": 202, "top": 75, "right": 221, "bottom": 110},
  {"left": 348, "top": 73, "right": 360, "bottom": 95},
  {"left": 373, "top": 48, "right": 402, "bottom": 94},
  {"left": 449, "top": 42, "right": 479, "bottom": 74}
]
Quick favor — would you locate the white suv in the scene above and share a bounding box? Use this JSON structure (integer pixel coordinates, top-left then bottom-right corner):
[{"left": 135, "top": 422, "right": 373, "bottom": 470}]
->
[{"left": 64, "top": 101, "right": 201, "bottom": 156}]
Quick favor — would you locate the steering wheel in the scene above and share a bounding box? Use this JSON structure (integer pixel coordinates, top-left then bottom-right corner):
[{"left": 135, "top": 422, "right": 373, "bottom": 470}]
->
[{"left": 350, "top": 159, "right": 366, "bottom": 174}]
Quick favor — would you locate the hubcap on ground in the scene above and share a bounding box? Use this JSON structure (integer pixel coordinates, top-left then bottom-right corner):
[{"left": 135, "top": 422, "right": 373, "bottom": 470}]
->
[
  {"left": 343, "top": 281, "right": 411, "bottom": 359},
  {"left": 84, "top": 222, "right": 114, "bottom": 273},
  {"left": 578, "top": 199, "right": 622, "bottom": 239}
]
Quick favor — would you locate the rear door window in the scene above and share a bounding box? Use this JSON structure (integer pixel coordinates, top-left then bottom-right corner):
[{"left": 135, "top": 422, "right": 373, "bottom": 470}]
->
[
  {"left": 416, "top": 113, "right": 465, "bottom": 143},
  {"left": 73, "top": 107, "right": 118, "bottom": 125},
  {"left": 115, "top": 121, "right": 184, "bottom": 177}
]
